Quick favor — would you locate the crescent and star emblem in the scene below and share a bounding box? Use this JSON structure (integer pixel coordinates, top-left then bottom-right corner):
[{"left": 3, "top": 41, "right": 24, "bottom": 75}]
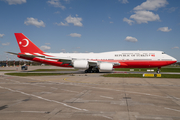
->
[{"left": 19, "top": 39, "right": 29, "bottom": 47}]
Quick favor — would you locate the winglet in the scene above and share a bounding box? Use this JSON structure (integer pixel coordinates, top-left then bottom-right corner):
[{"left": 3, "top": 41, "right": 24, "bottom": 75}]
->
[{"left": 14, "top": 33, "right": 44, "bottom": 54}]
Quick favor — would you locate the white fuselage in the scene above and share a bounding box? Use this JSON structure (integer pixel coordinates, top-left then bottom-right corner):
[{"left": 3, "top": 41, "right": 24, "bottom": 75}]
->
[{"left": 45, "top": 51, "right": 176, "bottom": 61}]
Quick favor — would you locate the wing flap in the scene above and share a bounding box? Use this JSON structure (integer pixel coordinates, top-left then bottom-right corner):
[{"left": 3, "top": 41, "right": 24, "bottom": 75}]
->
[{"left": 88, "top": 60, "right": 120, "bottom": 66}]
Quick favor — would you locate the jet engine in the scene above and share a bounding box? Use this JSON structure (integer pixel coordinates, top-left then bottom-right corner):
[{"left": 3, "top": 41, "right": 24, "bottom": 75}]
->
[
  {"left": 99, "top": 62, "right": 113, "bottom": 71},
  {"left": 73, "top": 60, "right": 89, "bottom": 69}
]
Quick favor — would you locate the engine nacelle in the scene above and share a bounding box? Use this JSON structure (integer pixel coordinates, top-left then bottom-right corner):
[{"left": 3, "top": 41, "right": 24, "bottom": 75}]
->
[
  {"left": 99, "top": 63, "right": 113, "bottom": 71},
  {"left": 73, "top": 60, "right": 89, "bottom": 69}
]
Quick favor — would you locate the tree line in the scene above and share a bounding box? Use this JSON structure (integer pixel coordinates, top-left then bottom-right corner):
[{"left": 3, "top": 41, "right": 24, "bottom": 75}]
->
[{"left": 0, "top": 60, "right": 43, "bottom": 67}]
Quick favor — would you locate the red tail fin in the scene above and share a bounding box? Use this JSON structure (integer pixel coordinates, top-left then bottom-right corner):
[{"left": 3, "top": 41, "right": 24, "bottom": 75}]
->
[{"left": 15, "top": 33, "right": 44, "bottom": 54}]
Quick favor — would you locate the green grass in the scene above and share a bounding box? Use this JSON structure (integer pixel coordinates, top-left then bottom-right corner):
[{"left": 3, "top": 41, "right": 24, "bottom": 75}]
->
[
  {"left": 103, "top": 73, "right": 180, "bottom": 78},
  {"left": 5, "top": 73, "right": 68, "bottom": 76},
  {"left": 115, "top": 68, "right": 180, "bottom": 72},
  {"left": 32, "top": 69, "right": 77, "bottom": 72}
]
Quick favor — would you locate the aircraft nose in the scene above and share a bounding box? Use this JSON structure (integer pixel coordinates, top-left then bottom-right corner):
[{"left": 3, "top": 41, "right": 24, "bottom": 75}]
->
[{"left": 171, "top": 57, "right": 177, "bottom": 62}]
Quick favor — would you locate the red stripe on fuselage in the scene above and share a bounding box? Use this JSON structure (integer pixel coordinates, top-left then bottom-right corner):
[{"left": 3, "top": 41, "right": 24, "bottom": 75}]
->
[
  {"left": 115, "top": 60, "right": 176, "bottom": 68},
  {"left": 18, "top": 55, "right": 176, "bottom": 68}
]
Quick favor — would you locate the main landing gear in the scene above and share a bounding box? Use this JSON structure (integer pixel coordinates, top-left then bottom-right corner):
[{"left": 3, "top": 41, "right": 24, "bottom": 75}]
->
[
  {"left": 85, "top": 67, "right": 99, "bottom": 73},
  {"left": 156, "top": 67, "right": 161, "bottom": 73}
]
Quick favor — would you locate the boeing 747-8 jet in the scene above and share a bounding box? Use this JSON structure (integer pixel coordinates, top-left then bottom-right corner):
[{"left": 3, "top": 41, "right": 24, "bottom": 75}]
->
[{"left": 8, "top": 33, "right": 177, "bottom": 73}]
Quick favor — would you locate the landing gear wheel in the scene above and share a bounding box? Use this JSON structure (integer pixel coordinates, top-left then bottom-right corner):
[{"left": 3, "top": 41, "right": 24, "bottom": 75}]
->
[
  {"left": 156, "top": 68, "right": 161, "bottom": 73},
  {"left": 85, "top": 68, "right": 99, "bottom": 73},
  {"left": 96, "top": 69, "right": 99, "bottom": 73},
  {"left": 84, "top": 69, "right": 92, "bottom": 73},
  {"left": 156, "top": 70, "right": 160, "bottom": 73}
]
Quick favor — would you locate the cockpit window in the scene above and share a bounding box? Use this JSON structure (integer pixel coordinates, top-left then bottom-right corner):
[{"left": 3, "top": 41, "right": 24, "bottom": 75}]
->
[{"left": 162, "top": 52, "right": 165, "bottom": 54}]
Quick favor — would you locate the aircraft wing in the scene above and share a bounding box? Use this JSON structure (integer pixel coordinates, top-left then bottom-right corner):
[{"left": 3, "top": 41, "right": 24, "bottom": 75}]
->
[
  {"left": 7, "top": 52, "right": 45, "bottom": 58},
  {"left": 45, "top": 56, "right": 120, "bottom": 66}
]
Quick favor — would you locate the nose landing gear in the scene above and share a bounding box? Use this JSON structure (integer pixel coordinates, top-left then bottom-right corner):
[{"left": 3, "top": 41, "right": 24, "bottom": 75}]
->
[{"left": 156, "top": 67, "right": 161, "bottom": 73}]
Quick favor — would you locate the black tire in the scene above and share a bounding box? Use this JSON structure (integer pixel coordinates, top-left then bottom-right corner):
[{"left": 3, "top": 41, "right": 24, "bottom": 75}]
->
[{"left": 156, "top": 70, "right": 160, "bottom": 73}]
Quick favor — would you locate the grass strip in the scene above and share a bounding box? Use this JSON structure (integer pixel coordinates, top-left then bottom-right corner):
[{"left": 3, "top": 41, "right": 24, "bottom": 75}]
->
[
  {"left": 115, "top": 68, "right": 180, "bottom": 72},
  {"left": 103, "top": 74, "right": 180, "bottom": 78},
  {"left": 32, "top": 69, "right": 77, "bottom": 71},
  {"left": 0, "top": 70, "right": 15, "bottom": 71},
  {"left": 5, "top": 73, "right": 68, "bottom": 76}
]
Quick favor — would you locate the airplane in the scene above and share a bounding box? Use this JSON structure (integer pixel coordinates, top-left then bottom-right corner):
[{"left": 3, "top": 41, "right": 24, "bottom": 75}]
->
[{"left": 7, "top": 33, "right": 177, "bottom": 73}]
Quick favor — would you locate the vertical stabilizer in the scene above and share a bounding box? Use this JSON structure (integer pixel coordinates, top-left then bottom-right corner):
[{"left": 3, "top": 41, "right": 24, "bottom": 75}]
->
[{"left": 15, "top": 33, "right": 44, "bottom": 54}]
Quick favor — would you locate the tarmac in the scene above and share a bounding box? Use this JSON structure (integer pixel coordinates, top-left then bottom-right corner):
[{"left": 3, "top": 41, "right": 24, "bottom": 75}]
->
[{"left": 0, "top": 66, "right": 180, "bottom": 120}]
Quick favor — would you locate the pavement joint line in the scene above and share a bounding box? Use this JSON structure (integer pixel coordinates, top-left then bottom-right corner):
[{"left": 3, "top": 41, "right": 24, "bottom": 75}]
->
[
  {"left": 167, "top": 96, "right": 180, "bottom": 100},
  {"left": 61, "top": 89, "right": 79, "bottom": 93},
  {"left": 100, "top": 96, "right": 114, "bottom": 99},
  {"left": 164, "top": 107, "right": 180, "bottom": 112},
  {"left": 21, "top": 111, "right": 48, "bottom": 113},
  {"left": 101, "top": 115, "right": 113, "bottom": 119},
  {"left": 0, "top": 85, "right": 88, "bottom": 112}
]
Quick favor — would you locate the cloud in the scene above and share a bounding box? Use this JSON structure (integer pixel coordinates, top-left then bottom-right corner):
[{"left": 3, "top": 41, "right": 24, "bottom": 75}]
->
[
  {"left": 157, "top": 27, "right": 172, "bottom": 32},
  {"left": 0, "top": 34, "right": 5, "bottom": 38},
  {"left": 40, "top": 45, "right": 51, "bottom": 51},
  {"left": 65, "top": 15, "right": 83, "bottom": 27},
  {"left": 64, "top": 0, "right": 70, "bottom": 3},
  {"left": 167, "top": 7, "right": 178, "bottom": 13},
  {"left": 125, "top": 36, "right": 138, "bottom": 42},
  {"left": 118, "top": 0, "right": 129, "bottom": 4},
  {"left": 3, "top": 0, "right": 26, "bottom": 5},
  {"left": 130, "top": 11, "right": 160, "bottom": 24},
  {"left": 133, "top": 0, "right": 168, "bottom": 11},
  {"left": 47, "top": 0, "right": 65, "bottom": 10},
  {"left": 69, "top": 33, "right": 81, "bottom": 37},
  {"left": 55, "top": 22, "right": 69, "bottom": 26},
  {"left": 123, "top": 17, "right": 134, "bottom": 25},
  {"left": 24, "top": 17, "right": 45, "bottom": 28},
  {"left": 172, "top": 46, "right": 179, "bottom": 49},
  {"left": 2, "top": 42, "right": 10, "bottom": 46},
  {"left": 110, "top": 21, "right": 113, "bottom": 24},
  {"left": 123, "top": 0, "right": 168, "bottom": 25}
]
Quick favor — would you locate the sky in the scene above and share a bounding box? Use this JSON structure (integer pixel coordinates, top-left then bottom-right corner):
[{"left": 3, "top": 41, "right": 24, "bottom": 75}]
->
[{"left": 0, "top": 0, "right": 180, "bottom": 61}]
